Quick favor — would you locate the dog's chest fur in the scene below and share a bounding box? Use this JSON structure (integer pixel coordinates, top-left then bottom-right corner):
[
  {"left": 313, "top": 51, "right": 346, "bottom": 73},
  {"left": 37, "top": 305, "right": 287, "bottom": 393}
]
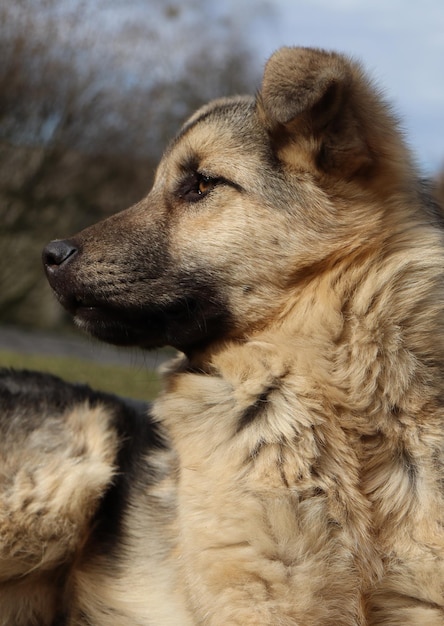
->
[
  {"left": 154, "top": 305, "right": 444, "bottom": 624},
  {"left": 154, "top": 341, "right": 376, "bottom": 623}
]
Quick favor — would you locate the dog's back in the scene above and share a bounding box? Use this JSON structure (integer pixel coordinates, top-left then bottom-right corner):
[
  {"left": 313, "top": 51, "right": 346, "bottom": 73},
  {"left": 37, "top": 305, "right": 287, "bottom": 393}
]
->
[{"left": 0, "top": 368, "right": 191, "bottom": 626}]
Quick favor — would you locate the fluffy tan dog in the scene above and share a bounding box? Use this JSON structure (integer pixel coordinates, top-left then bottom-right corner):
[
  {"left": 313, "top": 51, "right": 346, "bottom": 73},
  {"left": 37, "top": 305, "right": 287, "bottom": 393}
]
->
[{"left": 6, "top": 46, "right": 444, "bottom": 624}]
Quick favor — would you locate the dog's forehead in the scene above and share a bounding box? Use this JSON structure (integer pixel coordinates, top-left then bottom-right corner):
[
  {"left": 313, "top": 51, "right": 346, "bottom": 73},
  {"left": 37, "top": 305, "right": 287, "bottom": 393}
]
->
[
  {"left": 178, "top": 95, "right": 256, "bottom": 136},
  {"left": 158, "top": 95, "right": 268, "bottom": 178}
]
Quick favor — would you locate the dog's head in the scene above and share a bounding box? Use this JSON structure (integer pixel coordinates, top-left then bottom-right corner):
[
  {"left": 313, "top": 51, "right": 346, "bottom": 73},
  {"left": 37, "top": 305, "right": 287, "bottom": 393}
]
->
[{"left": 43, "top": 47, "right": 411, "bottom": 356}]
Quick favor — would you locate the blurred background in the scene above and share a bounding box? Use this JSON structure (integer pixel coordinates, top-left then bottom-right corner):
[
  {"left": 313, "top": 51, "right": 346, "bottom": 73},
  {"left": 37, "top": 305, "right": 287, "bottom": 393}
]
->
[{"left": 1, "top": 0, "right": 443, "bottom": 398}]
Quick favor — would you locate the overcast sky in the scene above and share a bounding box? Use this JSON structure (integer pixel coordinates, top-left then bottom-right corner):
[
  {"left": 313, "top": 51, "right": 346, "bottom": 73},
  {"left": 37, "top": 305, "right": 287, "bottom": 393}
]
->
[{"left": 241, "top": 0, "right": 444, "bottom": 173}]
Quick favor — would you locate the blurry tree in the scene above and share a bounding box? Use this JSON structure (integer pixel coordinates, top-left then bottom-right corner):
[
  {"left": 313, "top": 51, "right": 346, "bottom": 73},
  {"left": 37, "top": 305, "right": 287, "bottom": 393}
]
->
[{"left": 0, "top": 0, "right": 262, "bottom": 329}]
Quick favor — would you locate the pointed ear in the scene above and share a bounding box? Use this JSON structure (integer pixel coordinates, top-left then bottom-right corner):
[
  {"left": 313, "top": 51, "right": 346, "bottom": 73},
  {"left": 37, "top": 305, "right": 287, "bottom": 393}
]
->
[{"left": 258, "top": 47, "right": 406, "bottom": 182}]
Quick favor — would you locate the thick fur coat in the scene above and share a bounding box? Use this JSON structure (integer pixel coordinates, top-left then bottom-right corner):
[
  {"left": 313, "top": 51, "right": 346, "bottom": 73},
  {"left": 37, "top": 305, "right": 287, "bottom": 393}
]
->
[
  {"left": 3, "top": 46, "right": 444, "bottom": 624},
  {"left": 0, "top": 369, "right": 190, "bottom": 626}
]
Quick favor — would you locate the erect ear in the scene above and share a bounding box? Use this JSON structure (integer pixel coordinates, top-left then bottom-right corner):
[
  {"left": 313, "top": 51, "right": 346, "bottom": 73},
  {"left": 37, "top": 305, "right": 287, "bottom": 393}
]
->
[{"left": 258, "top": 47, "right": 406, "bottom": 182}]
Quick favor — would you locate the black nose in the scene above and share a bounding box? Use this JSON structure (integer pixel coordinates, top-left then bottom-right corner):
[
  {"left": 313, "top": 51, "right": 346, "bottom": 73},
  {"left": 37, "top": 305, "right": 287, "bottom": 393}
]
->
[{"left": 42, "top": 239, "right": 78, "bottom": 268}]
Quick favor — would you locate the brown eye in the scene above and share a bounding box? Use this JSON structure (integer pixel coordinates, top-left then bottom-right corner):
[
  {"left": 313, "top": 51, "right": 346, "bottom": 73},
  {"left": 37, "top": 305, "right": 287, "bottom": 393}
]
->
[
  {"left": 198, "top": 175, "right": 214, "bottom": 195},
  {"left": 178, "top": 172, "right": 220, "bottom": 202}
]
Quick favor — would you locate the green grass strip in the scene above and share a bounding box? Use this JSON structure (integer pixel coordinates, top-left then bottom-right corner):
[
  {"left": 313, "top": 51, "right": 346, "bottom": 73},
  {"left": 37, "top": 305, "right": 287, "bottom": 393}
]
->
[{"left": 0, "top": 349, "right": 160, "bottom": 401}]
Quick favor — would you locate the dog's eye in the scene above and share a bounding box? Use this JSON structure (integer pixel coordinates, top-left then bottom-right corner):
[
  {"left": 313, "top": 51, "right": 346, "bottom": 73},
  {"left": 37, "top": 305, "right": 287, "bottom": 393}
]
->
[
  {"left": 179, "top": 173, "right": 219, "bottom": 202},
  {"left": 197, "top": 175, "right": 215, "bottom": 196}
]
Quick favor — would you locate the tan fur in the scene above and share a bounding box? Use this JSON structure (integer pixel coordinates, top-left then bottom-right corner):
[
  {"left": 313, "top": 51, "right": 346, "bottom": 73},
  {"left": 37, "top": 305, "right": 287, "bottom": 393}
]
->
[
  {"left": 27, "top": 46, "right": 444, "bottom": 623},
  {"left": 67, "top": 446, "right": 192, "bottom": 626},
  {"left": 0, "top": 371, "right": 193, "bottom": 625},
  {"left": 0, "top": 402, "right": 118, "bottom": 624},
  {"left": 153, "top": 48, "right": 444, "bottom": 624},
  {"left": 141, "top": 49, "right": 444, "bottom": 626},
  {"left": 0, "top": 403, "right": 118, "bottom": 574}
]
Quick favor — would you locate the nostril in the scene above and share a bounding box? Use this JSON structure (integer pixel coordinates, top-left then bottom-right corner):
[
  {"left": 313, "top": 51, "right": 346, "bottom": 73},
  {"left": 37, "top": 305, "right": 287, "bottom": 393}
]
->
[{"left": 42, "top": 239, "right": 78, "bottom": 268}]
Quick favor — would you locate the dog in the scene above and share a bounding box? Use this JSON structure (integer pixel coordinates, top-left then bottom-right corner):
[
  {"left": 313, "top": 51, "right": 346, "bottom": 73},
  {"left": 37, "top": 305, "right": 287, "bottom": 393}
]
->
[
  {"left": 0, "top": 368, "right": 193, "bottom": 625},
  {"left": 2, "top": 46, "right": 444, "bottom": 624}
]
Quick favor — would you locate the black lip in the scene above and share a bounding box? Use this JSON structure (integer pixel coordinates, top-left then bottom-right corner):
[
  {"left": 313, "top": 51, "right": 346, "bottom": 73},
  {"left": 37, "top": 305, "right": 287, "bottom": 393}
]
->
[
  {"left": 70, "top": 297, "right": 223, "bottom": 352},
  {"left": 46, "top": 264, "right": 231, "bottom": 353},
  {"left": 74, "top": 304, "right": 166, "bottom": 348}
]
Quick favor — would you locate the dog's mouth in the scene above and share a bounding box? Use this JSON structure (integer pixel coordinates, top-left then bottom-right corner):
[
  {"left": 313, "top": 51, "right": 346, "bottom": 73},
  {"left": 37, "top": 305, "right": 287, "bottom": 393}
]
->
[
  {"left": 74, "top": 301, "right": 165, "bottom": 349},
  {"left": 43, "top": 236, "right": 233, "bottom": 353},
  {"left": 55, "top": 288, "right": 230, "bottom": 353}
]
